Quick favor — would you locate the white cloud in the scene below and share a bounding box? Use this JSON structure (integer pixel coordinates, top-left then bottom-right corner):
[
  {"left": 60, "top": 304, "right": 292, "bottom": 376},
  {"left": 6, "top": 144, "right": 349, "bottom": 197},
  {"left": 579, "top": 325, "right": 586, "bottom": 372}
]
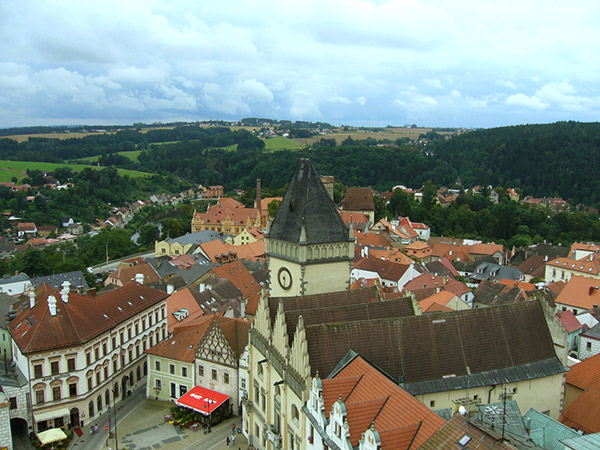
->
[
  {"left": 506, "top": 93, "right": 549, "bottom": 111},
  {"left": 0, "top": 0, "right": 599, "bottom": 127}
]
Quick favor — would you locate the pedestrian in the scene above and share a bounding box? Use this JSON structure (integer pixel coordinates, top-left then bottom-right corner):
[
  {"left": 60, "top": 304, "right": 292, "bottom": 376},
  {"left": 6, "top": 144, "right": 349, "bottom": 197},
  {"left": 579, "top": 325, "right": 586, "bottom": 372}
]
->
[
  {"left": 95, "top": 424, "right": 99, "bottom": 434},
  {"left": 232, "top": 434, "right": 236, "bottom": 445},
  {"left": 226, "top": 436, "right": 231, "bottom": 447}
]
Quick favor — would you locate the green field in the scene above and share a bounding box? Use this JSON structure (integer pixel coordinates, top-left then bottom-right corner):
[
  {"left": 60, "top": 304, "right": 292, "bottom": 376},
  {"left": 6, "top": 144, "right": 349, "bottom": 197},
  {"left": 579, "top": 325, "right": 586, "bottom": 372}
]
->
[
  {"left": 0, "top": 160, "right": 150, "bottom": 182},
  {"left": 74, "top": 150, "right": 142, "bottom": 163},
  {"left": 263, "top": 136, "right": 303, "bottom": 151}
]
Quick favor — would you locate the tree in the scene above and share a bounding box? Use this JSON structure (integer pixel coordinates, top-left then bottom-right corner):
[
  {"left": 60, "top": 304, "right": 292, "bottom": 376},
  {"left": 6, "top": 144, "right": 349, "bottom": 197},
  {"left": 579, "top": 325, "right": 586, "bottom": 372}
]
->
[
  {"left": 138, "top": 224, "right": 160, "bottom": 247},
  {"left": 267, "top": 199, "right": 281, "bottom": 218},
  {"left": 161, "top": 218, "right": 185, "bottom": 240}
]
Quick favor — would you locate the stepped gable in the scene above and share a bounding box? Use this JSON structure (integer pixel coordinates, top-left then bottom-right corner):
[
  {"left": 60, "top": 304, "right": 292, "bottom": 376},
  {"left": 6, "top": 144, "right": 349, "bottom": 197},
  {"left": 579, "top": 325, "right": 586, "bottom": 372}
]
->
[
  {"left": 267, "top": 158, "right": 350, "bottom": 245},
  {"left": 267, "top": 286, "right": 379, "bottom": 324},
  {"left": 322, "top": 356, "right": 444, "bottom": 449},
  {"left": 305, "top": 301, "right": 560, "bottom": 384}
]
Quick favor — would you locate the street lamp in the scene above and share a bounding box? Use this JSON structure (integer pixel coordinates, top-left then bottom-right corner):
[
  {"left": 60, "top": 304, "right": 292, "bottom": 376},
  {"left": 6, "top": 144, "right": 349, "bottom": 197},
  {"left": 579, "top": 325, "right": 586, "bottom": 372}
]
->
[{"left": 112, "top": 385, "right": 119, "bottom": 450}]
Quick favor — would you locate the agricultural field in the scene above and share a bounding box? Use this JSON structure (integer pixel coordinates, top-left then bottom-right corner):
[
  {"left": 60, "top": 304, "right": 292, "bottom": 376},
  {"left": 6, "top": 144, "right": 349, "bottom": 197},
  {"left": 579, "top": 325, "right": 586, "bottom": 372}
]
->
[
  {"left": 0, "top": 160, "right": 150, "bottom": 182},
  {"left": 74, "top": 150, "right": 142, "bottom": 163},
  {"left": 296, "top": 127, "right": 450, "bottom": 146},
  {"left": 263, "top": 136, "right": 303, "bottom": 151},
  {"left": 4, "top": 131, "right": 115, "bottom": 143}
]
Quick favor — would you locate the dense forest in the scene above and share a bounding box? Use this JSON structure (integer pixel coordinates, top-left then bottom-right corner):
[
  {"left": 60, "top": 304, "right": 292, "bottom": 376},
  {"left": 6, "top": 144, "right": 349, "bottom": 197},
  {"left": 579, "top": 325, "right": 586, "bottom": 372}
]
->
[
  {"left": 2, "top": 122, "right": 599, "bottom": 209},
  {"left": 430, "top": 121, "right": 600, "bottom": 207}
]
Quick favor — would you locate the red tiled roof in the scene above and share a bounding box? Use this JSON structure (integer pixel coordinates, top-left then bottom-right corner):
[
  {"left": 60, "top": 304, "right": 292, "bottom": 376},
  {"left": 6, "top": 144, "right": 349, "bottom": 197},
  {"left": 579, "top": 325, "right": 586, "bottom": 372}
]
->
[
  {"left": 10, "top": 283, "right": 168, "bottom": 354},
  {"left": 565, "top": 352, "right": 600, "bottom": 390},
  {"left": 555, "top": 275, "right": 600, "bottom": 310},
  {"left": 556, "top": 310, "right": 583, "bottom": 334},
  {"left": 212, "top": 261, "right": 262, "bottom": 299},
  {"left": 322, "top": 355, "right": 444, "bottom": 448},
  {"left": 105, "top": 263, "right": 160, "bottom": 287},
  {"left": 559, "top": 383, "right": 600, "bottom": 433},
  {"left": 341, "top": 187, "right": 375, "bottom": 212}
]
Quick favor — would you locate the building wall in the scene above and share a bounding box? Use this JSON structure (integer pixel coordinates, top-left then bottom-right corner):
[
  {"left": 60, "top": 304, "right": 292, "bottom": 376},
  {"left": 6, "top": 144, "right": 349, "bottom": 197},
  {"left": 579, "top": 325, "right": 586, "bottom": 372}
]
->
[
  {"left": 545, "top": 265, "right": 600, "bottom": 283},
  {"left": 0, "top": 327, "right": 12, "bottom": 361},
  {"left": 146, "top": 354, "right": 194, "bottom": 402},
  {"left": 564, "top": 384, "right": 584, "bottom": 410},
  {"left": 577, "top": 335, "right": 600, "bottom": 360},
  {"left": 14, "top": 301, "right": 168, "bottom": 432},
  {"left": 414, "top": 372, "right": 565, "bottom": 420},
  {"left": 0, "top": 394, "right": 12, "bottom": 450}
]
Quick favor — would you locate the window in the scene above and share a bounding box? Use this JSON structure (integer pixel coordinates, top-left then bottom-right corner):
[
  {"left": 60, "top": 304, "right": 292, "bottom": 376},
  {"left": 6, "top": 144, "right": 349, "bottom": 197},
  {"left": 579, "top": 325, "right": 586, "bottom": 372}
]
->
[
  {"left": 182, "top": 367, "right": 187, "bottom": 378},
  {"left": 135, "top": 323, "right": 139, "bottom": 335},
  {"left": 291, "top": 404, "right": 299, "bottom": 425},
  {"left": 9, "top": 397, "right": 17, "bottom": 409},
  {"left": 51, "top": 361, "right": 59, "bottom": 375},
  {"left": 86, "top": 352, "right": 91, "bottom": 366},
  {"left": 69, "top": 383, "right": 77, "bottom": 397},
  {"left": 261, "top": 390, "right": 266, "bottom": 412},
  {"left": 94, "top": 347, "right": 99, "bottom": 360},
  {"left": 34, "top": 364, "right": 43, "bottom": 378},
  {"left": 96, "top": 372, "right": 101, "bottom": 385},
  {"left": 53, "top": 386, "right": 61, "bottom": 401},
  {"left": 112, "top": 336, "right": 117, "bottom": 349},
  {"left": 587, "top": 342, "right": 592, "bottom": 351},
  {"left": 113, "top": 360, "right": 118, "bottom": 373},
  {"left": 254, "top": 385, "right": 260, "bottom": 405},
  {"left": 104, "top": 366, "right": 109, "bottom": 380},
  {"left": 155, "top": 379, "right": 162, "bottom": 390},
  {"left": 211, "top": 369, "right": 218, "bottom": 381},
  {"left": 240, "top": 377, "right": 246, "bottom": 390},
  {"left": 67, "top": 358, "right": 76, "bottom": 372},
  {"left": 199, "top": 365, "right": 204, "bottom": 377},
  {"left": 170, "top": 383, "right": 176, "bottom": 398},
  {"left": 224, "top": 372, "right": 230, "bottom": 384},
  {"left": 169, "top": 364, "right": 175, "bottom": 375},
  {"left": 257, "top": 363, "right": 264, "bottom": 379},
  {"left": 120, "top": 331, "right": 125, "bottom": 344},
  {"left": 103, "top": 342, "right": 108, "bottom": 355},
  {"left": 179, "top": 385, "right": 187, "bottom": 396},
  {"left": 155, "top": 361, "right": 161, "bottom": 371},
  {"left": 35, "top": 390, "right": 45, "bottom": 404},
  {"left": 430, "top": 400, "right": 435, "bottom": 407},
  {"left": 87, "top": 377, "right": 93, "bottom": 391},
  {"left": 255, "top": 425, "right": 260, "bottom": 442}
]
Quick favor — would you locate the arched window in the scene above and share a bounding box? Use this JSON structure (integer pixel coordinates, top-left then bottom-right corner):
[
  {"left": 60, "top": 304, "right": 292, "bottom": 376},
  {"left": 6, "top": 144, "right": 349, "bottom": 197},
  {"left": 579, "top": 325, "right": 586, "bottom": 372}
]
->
[
  {"left": 105, "top": 389, "right": 110, "bottom": 407},
  {"left": 97, "top": 395, "right": 102, "bottom": 412},
  {"left": 291, "top": 404, "right": 299, "bottom": 425},
  {"left": 88, "top": 401, "right": 94, "bottom": 418}
]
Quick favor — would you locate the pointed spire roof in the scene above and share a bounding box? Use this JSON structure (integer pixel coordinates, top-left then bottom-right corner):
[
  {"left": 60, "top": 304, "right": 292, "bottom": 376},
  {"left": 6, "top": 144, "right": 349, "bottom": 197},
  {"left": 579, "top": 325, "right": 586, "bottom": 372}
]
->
[{"left": 268, "top": 158, "right": 350, "bottom": 245}]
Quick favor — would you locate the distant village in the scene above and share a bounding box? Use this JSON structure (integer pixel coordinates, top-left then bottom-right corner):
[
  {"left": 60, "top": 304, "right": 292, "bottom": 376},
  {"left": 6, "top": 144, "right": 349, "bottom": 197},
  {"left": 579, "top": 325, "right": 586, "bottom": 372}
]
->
[{"left": 1, "top": 159, "right": 600, "bottom": 449}]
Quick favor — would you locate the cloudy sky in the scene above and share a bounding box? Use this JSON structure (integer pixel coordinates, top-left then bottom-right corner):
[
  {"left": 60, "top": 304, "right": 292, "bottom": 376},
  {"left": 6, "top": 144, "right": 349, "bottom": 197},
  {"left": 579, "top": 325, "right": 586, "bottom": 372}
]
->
[{"left": 1, "top": 0, "right": 599, "bottom": 128}]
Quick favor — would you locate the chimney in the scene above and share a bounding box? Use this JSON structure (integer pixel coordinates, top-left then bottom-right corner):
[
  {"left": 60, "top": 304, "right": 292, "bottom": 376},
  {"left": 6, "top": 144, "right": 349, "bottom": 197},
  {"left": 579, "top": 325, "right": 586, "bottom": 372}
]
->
[
  {"left": 256, "top": 178, "right": 262, "bottom": 225},
  {"left": 28, "top": 290, "right": 35, "bottom": 309},
  {"left": 167, "top": 284, "right": 174, "bottom": 295},
  {"left": 590, "top": 287, "right": 596, "bottom": 296},
  {"left": 48, "top": 295, "right": 57, "bottom": 316},
  {"left": 199, "top": 283, "right": 206, "bottom": 292},
  {"left": 61, "top": 281, "right": 71, "bottom": 303},
  {"left": 320, "top": 176, "right": 334, "bottom": 201},
  {"left": 135, "top": 273, "right": 145, "bottom": 284}
]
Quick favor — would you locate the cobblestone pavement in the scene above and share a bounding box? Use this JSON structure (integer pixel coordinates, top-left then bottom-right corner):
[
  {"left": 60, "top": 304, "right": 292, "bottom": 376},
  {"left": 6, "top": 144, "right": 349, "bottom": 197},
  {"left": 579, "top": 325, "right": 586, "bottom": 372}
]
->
[{"left": 69, "top": 387, "right": 248, "bottom": 450}]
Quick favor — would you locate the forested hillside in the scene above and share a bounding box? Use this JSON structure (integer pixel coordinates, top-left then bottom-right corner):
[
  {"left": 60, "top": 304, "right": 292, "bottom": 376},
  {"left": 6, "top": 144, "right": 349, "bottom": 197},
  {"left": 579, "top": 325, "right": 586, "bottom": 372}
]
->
[{"left": 430, "top": 121, "right": 600, "bottom": 206}]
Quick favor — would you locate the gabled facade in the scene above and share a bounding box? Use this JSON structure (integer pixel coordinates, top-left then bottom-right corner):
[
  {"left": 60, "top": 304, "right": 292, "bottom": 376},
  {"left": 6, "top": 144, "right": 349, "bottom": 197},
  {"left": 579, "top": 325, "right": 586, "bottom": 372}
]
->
[
  {"left": 244, "top": 288, "right": 417, "bottom": 450},
  {"left": 146, "top": 315, "right": 250, "bottom": 412},
  {"left": 305, "top": 355, "right": 444, "bottom": 450}
]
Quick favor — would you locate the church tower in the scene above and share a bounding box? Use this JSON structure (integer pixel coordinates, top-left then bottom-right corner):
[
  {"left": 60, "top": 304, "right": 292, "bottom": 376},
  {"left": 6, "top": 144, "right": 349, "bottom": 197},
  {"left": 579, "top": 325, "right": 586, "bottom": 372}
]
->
[{"left": 265, "top": 158, "right": 354, "bottom": 297}]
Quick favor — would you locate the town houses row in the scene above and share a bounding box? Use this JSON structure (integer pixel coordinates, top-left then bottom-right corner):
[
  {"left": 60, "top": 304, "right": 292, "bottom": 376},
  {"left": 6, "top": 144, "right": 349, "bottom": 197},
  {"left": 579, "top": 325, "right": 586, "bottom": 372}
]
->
[{"left": 1, "top": 160, "right": 600, "bottom": 448}]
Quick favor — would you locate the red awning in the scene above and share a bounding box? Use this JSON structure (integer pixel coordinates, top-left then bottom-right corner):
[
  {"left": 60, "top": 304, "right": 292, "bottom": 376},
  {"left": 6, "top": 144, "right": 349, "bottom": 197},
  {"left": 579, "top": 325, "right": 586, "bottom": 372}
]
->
[{"left": 175, "top": 386, "right": 230, "bottom": 416}]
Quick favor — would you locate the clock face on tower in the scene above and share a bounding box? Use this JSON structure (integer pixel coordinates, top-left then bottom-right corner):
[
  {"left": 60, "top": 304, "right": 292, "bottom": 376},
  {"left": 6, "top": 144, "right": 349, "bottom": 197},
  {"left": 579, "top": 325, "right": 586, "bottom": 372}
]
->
[{"left": 277, "top": 267, "right": 292, "bottom": 290}]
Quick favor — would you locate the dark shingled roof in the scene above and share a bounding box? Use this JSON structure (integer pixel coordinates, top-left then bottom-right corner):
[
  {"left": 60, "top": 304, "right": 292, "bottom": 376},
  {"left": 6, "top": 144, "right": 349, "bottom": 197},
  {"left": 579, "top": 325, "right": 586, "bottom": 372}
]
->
[
  {"left": 268, "top": 286, "right": 379, "bottom": 324},
  {"left": 267, "top": 158, "right": 351, "bottom": 244},
  {"left": 280, "top": 298, "right": 416, "bottom": 346},
  {"left": 305, "top": 301, "right": 562, "bottom": 391},
  {"left": 340, "top": 187, "right": 375, "bottom": 212}
]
